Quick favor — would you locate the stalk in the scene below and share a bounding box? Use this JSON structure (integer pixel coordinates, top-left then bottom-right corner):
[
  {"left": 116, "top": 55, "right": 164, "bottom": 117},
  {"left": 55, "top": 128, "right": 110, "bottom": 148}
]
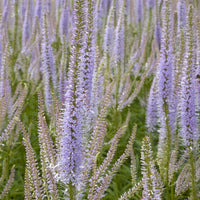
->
[
  {"left": 190, "top": 149, "right": 196, "bottom": 200},
  {"left": 163, "top": 103, "right": 171, "bottom": 200},
  {"left": 69, "top": 182, "right": 76, "bottom": 200},
  {"left": 170, "top": 127, "right": 180, "bottom": 200},
  {"left": 115, "top": 61, "right": 121, "bottom": 108},
  {"left": 144, "top": 8, "right": 153, "bottom": 63}
]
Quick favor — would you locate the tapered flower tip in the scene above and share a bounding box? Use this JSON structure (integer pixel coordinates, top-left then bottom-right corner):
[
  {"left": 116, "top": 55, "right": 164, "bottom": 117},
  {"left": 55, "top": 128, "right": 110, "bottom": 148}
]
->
[
  {"left": 177, "top": 0, "right": 186, "bottom": 29},
  {"left": 60, "top": 8, "right": 69, "bottom": 39},
  {"left": 136, "top": 0, "right": 143, "bottom": 23},
  {"left": 146, "top": 0, "right": 155, "bottom": 9}
]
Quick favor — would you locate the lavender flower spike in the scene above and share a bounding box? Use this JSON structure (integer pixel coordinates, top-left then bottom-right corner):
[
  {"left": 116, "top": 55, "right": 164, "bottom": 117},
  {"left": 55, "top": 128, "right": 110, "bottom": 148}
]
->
[
  {"left": 146, "top": 74, "right": 159, "bottom": 132},
  {"left": 136, "top": 0, "right": 143, "bottom": 24},
  {"left": 59, "top": 7, "right": 69, "bottom": 42},
  {"left": 33, "top": 0, "right": 42, "bottom": 27},
  {"left": 181, "top": 5, "right": 198, "bottom": 147},
  {"left": 158, "top": 0, "right": 175, "bottom": 137},
  {"left": 80, "top": 0, "right": 96, "bottom": 137},
  {"left": 155, "top": 18, "right": 161, "bottom": 49},
  {"left": 159, "top": 0, "right": 173, "bottom": 108},
  {"left": 57, "top": 0, "right": 85, "bottom": 191},
  {"left": 141, "top": 137, "right": 163, "bottom": 200},
  {"left": 41, "top": 12, "right": 57, "bottom": 90},
  {"left": 41, "top": 12, "right": 57, "bottom": 112},
  {"left": 22, "top": 1, "right": 31, "bottom": 46},
  {"left": 177, "top": 0, "right": 186, "bottom": 31},
  {"left": 45, "top": 0, "right": 51, "bottom": 13},
  {"left": 0, "top": 0, "right": 9, "bottom": 30},
  {"left": 82, "top": 0, "right": 96, "bottom": 105},
  {"left": 157, "top": 0, "right": 174, "bottom": 173}
]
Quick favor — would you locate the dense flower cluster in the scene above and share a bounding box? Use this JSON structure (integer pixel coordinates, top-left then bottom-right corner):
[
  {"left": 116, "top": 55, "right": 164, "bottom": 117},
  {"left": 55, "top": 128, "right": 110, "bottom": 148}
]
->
[{"left": 0, "top": 0, "right": 199, "bottom": 200}]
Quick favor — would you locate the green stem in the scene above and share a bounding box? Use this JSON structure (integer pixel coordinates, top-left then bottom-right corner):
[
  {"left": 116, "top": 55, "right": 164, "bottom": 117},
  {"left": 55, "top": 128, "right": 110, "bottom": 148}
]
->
[
  {"left": 170, "top": 126, "right": 179, "bottom": 200},
  {"left": 190, "top": 149, "right": 196, "bottom": 200},
  {"left": 164, "top": 103, "right": 171, "bottom": 200},
  {"left": 147, "top": 9, "right": 152, "bottom": 32},
  {"left": 115, "top": 62, "right": 121, "bottom": 109},
  {"left": 195, "top": 0, "right": 198, "bottom": 8},
  {"left": 113, "top": 0, "right": 117, "bottom": 27},
  {"left": 104, "top": 53, "right": 110, "bottom": 94},
  {"left": 170, "top": 183, "right": 174, "bottom": 200},
  {"left": 149, "top": 131, "right": 153, "bottom": 148},
  {"left": 138, "top": 21, "right": 142, "bottom": 46},
  {"left": 69, "top": 181, "right": 76, "bottom": 200},
  {"left": 144, "top": 9, "right": 153, "bottom": 63}
]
